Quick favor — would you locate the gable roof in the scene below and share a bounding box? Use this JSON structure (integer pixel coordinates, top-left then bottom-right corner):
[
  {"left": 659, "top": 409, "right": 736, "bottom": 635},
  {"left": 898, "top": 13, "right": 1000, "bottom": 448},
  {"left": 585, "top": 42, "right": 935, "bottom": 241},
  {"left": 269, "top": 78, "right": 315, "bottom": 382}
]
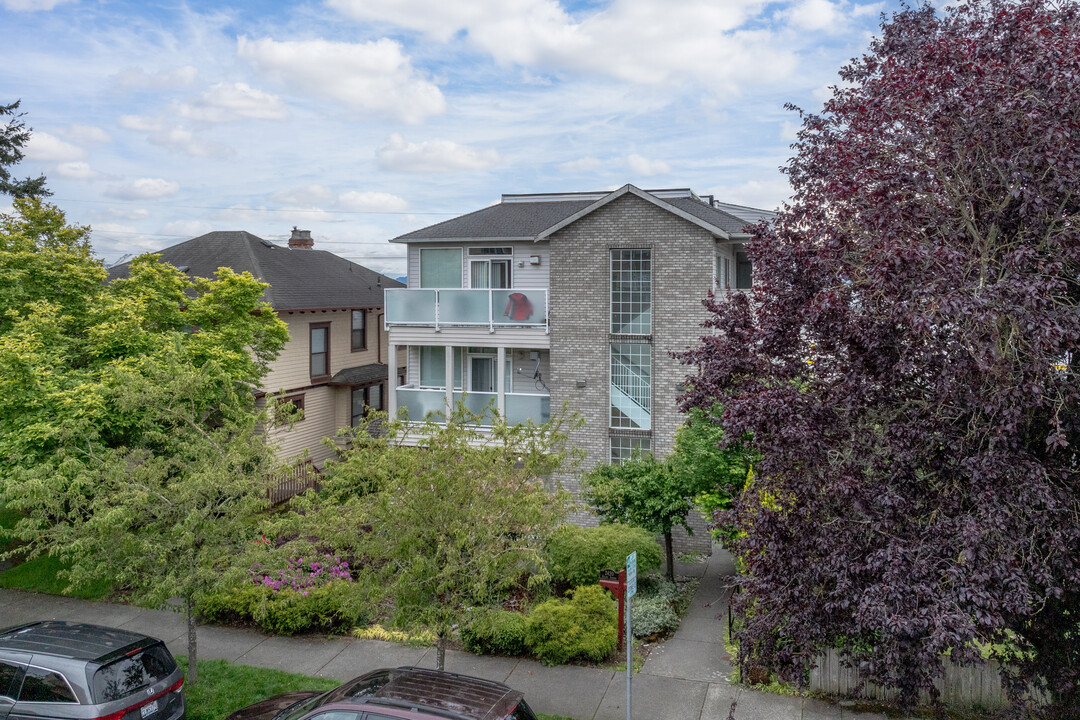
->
[
  {"left": 392, "top": 185, "right": 765, "bottom": 244},
  {"left": 107, "top": 231, "right": 402, "bottom": 312}
]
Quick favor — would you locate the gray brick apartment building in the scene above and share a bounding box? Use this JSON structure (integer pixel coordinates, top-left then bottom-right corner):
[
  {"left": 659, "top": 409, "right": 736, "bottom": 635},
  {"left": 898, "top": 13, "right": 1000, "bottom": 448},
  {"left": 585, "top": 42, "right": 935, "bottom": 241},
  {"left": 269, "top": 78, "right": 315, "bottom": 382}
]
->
[{"left": 383, "top": 184, "right": 772, "bottom": 553}]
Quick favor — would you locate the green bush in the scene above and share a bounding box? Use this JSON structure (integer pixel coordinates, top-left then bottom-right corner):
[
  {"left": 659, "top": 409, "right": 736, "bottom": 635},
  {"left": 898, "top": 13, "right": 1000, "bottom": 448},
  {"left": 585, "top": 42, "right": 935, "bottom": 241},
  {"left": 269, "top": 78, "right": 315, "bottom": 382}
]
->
[
  {"left": 525, "top": 584, "right": 618, "bottom": 665},
  {"left": 546, "top": 524, "right": 661, "bottom": 589},
  {"left": 461, "top": 609, "right": 529, "bottom": 656},
  {"left": 630, "top": 595, "right": 679, "bottom": 638},
  {"left": 636, "top": 574, "right": 676, "bottom": 604},
  {"left": 198, "top": 581, "right": 369, "bottom": 635}
]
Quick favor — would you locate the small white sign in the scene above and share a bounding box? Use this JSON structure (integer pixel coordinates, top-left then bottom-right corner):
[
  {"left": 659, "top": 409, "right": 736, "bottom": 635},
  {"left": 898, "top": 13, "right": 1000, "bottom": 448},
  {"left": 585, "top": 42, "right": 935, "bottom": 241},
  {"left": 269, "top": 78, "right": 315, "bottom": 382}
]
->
[{"left": 626, "top": 551, "right": 637, "bottom": 599}]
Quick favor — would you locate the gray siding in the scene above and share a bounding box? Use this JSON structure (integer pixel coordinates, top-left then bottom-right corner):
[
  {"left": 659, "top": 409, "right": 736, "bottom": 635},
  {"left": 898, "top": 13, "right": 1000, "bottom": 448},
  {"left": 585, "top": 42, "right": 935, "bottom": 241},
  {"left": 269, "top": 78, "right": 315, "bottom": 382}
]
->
[{"left": 408, "top": 241, "right": 550, "bottom": 289}]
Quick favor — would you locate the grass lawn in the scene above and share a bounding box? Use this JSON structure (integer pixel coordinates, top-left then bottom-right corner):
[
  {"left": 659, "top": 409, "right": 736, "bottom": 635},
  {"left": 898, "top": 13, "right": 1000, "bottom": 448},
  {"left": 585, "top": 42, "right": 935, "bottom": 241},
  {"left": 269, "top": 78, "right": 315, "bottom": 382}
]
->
[
  {"left": 176, "top": 657, "right": 577, "bottom": 720},
  {"left": 0, "top": 503, "right": 113, "bottom": 599}
]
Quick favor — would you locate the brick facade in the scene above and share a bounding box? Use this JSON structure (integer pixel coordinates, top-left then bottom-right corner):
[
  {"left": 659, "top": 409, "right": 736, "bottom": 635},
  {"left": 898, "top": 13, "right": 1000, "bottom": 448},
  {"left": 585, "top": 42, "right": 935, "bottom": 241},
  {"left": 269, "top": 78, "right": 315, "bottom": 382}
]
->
[{"left": 548, "top": 193, "right": 716, "bottom": 554}]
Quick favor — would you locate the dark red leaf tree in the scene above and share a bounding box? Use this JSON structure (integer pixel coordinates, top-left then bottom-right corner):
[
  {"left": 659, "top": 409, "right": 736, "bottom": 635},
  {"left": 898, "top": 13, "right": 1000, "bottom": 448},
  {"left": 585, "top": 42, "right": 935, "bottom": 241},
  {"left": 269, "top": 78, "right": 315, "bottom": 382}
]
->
[{"left": 679, "top": 1, "right": 1080, "bottom": 714}]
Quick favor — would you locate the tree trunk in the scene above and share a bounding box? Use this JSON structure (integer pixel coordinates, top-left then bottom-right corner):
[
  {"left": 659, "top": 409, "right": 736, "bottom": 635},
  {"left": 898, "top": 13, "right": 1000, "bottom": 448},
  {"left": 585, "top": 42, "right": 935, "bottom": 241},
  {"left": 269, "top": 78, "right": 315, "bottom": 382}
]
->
[
  {"left": 186, "top": 596, "right": 198, "bottom": 684},
  {"left": 664, "top": 530, "right": 675, "bottom": 583},
  {"left": 436, "top": 632, "right": 447, "bottom": 671}
]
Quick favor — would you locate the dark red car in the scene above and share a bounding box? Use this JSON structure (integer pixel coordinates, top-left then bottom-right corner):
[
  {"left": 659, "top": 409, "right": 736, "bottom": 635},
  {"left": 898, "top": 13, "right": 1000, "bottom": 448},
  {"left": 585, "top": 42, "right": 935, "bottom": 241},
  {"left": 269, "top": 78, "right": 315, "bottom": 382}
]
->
[{"left": 225, "top": 667, "right": 538, "bottom": 720}]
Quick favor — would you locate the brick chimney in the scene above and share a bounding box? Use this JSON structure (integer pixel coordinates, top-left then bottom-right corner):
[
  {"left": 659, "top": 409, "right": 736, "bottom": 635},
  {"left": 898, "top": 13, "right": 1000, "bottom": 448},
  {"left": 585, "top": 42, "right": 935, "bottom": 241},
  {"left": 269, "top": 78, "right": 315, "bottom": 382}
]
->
[{"left": 289, "top": 227, "right": 314, "bottom": 249}]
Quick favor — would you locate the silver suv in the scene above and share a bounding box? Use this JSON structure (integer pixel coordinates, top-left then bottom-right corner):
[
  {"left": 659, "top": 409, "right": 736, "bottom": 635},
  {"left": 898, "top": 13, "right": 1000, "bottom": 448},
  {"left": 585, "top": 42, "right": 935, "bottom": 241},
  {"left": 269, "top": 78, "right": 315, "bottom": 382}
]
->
[{"left": 0, "top": 621, "right": 185, "bottom": 720}]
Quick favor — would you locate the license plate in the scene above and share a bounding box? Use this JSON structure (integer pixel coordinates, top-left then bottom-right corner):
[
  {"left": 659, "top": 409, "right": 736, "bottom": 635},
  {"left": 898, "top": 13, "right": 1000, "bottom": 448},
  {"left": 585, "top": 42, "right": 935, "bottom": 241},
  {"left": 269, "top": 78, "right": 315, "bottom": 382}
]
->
[{"left": 140, "top": 700, "right": 158, "bottom": 718}]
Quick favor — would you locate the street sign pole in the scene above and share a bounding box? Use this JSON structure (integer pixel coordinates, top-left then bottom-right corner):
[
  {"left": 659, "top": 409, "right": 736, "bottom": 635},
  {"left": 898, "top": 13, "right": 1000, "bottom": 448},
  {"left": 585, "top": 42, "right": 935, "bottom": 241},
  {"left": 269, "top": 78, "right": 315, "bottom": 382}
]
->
[{"left": 626, "top": 551, "right": 637, "bottom": 720}]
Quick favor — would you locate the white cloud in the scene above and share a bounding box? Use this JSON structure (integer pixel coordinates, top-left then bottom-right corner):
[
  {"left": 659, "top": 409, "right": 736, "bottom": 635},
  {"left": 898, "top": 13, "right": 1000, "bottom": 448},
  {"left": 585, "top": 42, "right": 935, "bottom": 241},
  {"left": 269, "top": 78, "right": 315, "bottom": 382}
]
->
[
  {"left": 337, "top": 191, "right": 409, "bottom": 212},
  {"left": 272, "top": 184, "right": 336, "bottom": 207},
  {"left": 376, "top": 133, "right": 499, "bottom": 173},
  {"left": 328, "top": 0, "right": 798, "bottom": 95},
  {"left": 175, "top": 82, "right": 288, "bottom": 123},
  {"left": 99, "top": 207, "right": 150, "bottom": 221},
  {"left": 63, "top": 124, "right": 112, "bottom": 145},
  {"left": 559, "top": 156, "right": 603, "bottom": 174},
  {"left": 2, "top": 0, "right": 76, "bottom": 10},
  {"left": 161, "top": 219, "right": 213, "bottom": 237},
  {"left": 237, "top": 36, "right": 445, "bottom": 124},
  {"left": 106, "top": 178, "right": 180, "bottom": 200},
  {"left": 118, "top": 115, "right": 232, "bottom": 158},
  {"left": 25, "top": 131, "right": 84, "bottom": 162},
  {"left": 112, "top": 65, "right": 198, "bottom": 91},
  {"left": 55, "top": 161, "right": 99, "bottom": 180},
  {"left": 787, "top": 0, "right": 844, "bottom": 33},
  {"left": 706, "top": 178, "right": 792, "bottom": 212},
  {"left": 626, "top": 153, "right": 671, "bottom": 176}
]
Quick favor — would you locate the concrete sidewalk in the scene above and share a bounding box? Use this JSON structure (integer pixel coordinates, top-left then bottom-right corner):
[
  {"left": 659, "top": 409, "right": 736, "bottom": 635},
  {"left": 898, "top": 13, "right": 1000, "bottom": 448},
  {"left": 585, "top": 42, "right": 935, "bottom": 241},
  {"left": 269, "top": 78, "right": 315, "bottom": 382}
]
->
[{"left": 0, "top": 552, "right": 918, "bottom": 720}]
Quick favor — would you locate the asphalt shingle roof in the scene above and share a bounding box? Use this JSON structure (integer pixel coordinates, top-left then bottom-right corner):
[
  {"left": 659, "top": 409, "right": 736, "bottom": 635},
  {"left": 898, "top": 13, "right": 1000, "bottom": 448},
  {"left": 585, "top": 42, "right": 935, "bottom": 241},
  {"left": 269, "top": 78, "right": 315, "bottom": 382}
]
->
[
  {"left": 107, "top": 231, "right": 402, "bottom": 311},
  {"left": 393, "top": 187, "right": 771, "bottom": 243},
  {"left": 328, "top": 363, "right": 389, "bottom": 386}
]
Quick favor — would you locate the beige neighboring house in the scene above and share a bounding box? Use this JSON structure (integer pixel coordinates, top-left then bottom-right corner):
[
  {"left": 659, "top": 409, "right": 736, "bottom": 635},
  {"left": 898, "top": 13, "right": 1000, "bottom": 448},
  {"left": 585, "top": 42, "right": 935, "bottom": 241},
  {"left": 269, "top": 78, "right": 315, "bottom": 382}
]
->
[{"left": 109, "top": 228, "right": 405, "bottom": 468}]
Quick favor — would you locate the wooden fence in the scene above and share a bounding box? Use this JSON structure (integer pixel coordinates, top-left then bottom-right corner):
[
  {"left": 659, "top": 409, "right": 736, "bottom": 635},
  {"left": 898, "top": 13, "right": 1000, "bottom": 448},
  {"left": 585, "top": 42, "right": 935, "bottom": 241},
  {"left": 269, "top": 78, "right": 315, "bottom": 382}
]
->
[
  {"left": 269, "top": 460, "right": 321, "bottom": 506},
  {"left": 808, "top": 649, "right": 1013, "bottom": 710}
]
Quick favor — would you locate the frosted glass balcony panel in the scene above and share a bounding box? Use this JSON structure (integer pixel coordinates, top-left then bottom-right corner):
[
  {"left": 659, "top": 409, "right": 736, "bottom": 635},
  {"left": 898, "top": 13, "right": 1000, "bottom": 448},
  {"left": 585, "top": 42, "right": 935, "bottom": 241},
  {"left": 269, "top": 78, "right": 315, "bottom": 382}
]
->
[
  {"left": 396, "top": 388, "right": 446, "bottom": 421},
  {"left": 492, "top": 290, "right": 546, "bottom": 326},
  {"left": 453, "top": 391, "right": 498, "bottom": 423},
  {"left": 439, "top": 290, "right": 491, "bottom": 324},
  {"left": 505, "top": 393, "right": 550, "bottom": 425},
  {"left": 385, "top": 289, "right": 436, "bottom": 324}
]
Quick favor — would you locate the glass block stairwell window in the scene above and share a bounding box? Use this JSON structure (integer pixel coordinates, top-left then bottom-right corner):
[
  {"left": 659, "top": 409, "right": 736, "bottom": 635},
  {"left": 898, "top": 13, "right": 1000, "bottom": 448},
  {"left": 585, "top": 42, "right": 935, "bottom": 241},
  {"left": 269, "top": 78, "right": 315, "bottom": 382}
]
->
[
  {"left": 610, "top": 249, "right": 651, "bottom": 334},
  {"left": 610, "top": 343, "right": 651, "bottom": 430}
]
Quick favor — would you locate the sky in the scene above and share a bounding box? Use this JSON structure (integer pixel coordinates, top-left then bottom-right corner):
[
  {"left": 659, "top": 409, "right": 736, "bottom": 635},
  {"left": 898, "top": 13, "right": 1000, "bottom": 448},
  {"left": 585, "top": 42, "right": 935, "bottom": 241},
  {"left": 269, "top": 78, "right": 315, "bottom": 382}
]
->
[{"left": 4, "top": 0, "right": 908, "bottom": 277}]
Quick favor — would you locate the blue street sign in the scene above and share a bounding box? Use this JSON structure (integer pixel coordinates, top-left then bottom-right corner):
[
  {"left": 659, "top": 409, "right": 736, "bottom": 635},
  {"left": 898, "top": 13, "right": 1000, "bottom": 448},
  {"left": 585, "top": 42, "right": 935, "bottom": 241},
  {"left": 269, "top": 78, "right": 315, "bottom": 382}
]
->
[{"left": 626, "top": 551, "right": 637, "bottom": 599}]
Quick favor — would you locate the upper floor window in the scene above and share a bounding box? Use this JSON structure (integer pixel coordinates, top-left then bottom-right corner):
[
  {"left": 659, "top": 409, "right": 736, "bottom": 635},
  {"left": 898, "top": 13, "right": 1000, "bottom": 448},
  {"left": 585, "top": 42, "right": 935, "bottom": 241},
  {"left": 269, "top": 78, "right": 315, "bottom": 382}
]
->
[
  {"left": 310, "top": 322, "right": 331, "bottom": 381},
  {"left": 351, "top": 310, "right": 366, "bottom": 351},
  {"left": 611, "top": 249, "right": 651, "bottom": 335},
  {"left": 735, "top": 250, "right": 753, "bottom": 289},
  {"left": 468, "top": 247, "right": 513, "bottom": 289},
  {"left": 419, "top": 248, "right": 462, "bottom": 288},
  {"left": 717, "top": 254, "right": 731, "bottom": 289}
]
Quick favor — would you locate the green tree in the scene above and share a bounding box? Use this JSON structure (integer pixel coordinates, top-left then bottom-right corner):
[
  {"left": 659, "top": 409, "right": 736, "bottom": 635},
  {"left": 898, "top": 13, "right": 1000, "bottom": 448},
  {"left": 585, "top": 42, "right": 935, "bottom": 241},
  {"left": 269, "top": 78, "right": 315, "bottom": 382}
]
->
[
  {"left": 0, "top": 101, "right": 49, "bottom": 198},
  {"left": 671, "top": 405, "right": 754, "bottom": 543},
  {"left": 0, "top": 200, "right": 289, "bottom": 682},
  {"left": 582, "top": 453, "right": 687, "bottom": 582},
  {"left": 286, "top": 403, "right": 580, "bottom": 671}
]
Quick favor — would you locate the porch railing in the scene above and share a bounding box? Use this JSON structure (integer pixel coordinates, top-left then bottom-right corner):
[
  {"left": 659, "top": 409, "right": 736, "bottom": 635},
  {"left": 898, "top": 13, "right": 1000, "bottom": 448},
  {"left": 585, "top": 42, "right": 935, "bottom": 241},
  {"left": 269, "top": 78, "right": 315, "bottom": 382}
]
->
[
  {"left": 385, "top": 288, "right": 549, "bottom": 333},
  {"left": 269, "top": 459, "right": 321, "bottom": 506}
]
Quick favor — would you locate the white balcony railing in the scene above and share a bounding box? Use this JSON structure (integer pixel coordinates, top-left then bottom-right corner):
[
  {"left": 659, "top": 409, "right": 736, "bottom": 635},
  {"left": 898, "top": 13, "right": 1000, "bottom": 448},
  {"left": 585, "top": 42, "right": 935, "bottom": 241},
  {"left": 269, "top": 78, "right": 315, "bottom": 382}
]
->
[
  {"left": 385, "top": 288, "right": 549, "bottom": 333},
  {"left": 394, "top": 386, "right": 550, "bottom": 426}
]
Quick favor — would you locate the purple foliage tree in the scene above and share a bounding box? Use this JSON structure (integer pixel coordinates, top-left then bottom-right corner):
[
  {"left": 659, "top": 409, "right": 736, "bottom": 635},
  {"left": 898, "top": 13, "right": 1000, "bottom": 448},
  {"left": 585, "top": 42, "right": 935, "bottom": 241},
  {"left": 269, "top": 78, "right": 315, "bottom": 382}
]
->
[{"left": 678, "top": 1, "right": 1080, "bottom": 714}]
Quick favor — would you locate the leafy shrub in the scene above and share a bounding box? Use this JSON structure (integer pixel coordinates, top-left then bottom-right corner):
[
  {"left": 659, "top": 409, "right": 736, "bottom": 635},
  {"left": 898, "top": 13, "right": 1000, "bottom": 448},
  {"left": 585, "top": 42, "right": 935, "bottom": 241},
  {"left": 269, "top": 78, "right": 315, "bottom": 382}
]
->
[
  {"left": 352, "top": 624, "right": 435, "bottom": 646},
  {"left": 525, "top": 584, "right": 618, "bottom": 665},
  {"left": 545, "top": 524, "right": 661, "bottom": 589},
  {"left": 636, "top": 574, "right": 677, "bottom": 604},
  {"left": 198, "top": 580, "right": 368, "bottom": 635},
  {"left": 630, "top": 595, "right": 679, "bottom": 638},
  {"left": 461, "top": 609, "right": 529, "bottom": 656}
]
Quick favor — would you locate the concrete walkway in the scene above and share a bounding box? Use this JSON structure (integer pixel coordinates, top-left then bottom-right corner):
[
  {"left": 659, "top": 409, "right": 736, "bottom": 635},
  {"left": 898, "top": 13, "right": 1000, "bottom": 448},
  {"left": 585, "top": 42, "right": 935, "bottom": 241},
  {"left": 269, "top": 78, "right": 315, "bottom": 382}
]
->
[{"left": 0, "top": 551, "right": 920, "bottom": 720}]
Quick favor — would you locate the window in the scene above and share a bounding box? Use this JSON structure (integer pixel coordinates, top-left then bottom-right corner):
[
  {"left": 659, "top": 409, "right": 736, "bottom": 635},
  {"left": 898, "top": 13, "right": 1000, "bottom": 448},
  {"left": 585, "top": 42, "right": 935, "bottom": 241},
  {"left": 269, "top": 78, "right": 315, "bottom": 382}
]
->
[
  {"left": 736, "top": 250, "right": 753, "bottom": 289},
  {"left": 419, "top": 248, "right": 463, "bottom": 288},
  {"left": 0, "top": 660, "right": 20, "bottom": 699},
  {"left": 310, "top": 323, "right": 331, "bottom": 380},
  {"left": 351, "top": 310, "right": 366, "bottom": 351},
  {"left": 469, "top": 247, "right": 513, "bottom": 289},
  {"left": 419, "top": 346, "right": 463, "bottom": 389},
  {"left": 275, "top": 394, "right": 305, "bottom": 423},
  {"left": 717, "top": 255, "right": 731, "bottom": 289},
  {"left": 18, "top": 666, "right": 77, "bottom": 703},
  {"left": 610, "top": 343, "right": 651, "bottom": 430},
  {"left": 611, "top": 435, "right": 651, "bottom": 464},
  {"left": 92, "top": 645, "right": 176, "bottom": 703},
  {"left": 611, "top": 249, "right": 651, "bottom": 334},
  {"left": 351, "top": 384, "right": 383, "bottom": 427}
]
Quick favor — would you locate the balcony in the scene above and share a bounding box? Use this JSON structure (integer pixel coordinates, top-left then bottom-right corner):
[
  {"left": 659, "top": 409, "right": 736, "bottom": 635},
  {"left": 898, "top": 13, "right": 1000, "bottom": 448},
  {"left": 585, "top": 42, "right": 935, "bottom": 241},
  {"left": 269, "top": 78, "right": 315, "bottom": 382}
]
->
[
  {"left": 395, "top": 386, "right": 550, "bottom": 426},
  {"left": 385, "top": 288, "right": 549, "bottom": 333}
]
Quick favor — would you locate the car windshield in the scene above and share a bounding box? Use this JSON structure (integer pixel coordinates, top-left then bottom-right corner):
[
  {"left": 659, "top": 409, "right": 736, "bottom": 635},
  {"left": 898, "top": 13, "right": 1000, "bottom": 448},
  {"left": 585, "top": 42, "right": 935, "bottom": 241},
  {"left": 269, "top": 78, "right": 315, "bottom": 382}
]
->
[
  {"left": 92, "top": 645, "right": 176, "bottom": 703},
  {"left": 275, "top": 693, "right": 329, "bottom": 720}
]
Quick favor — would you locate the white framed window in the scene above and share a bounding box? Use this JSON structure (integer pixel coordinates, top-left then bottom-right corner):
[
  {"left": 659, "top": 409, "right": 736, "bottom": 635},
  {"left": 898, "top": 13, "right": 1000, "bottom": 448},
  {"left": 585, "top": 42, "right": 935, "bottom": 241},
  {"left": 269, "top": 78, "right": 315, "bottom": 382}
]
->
[
  {"left": 611, "top": 435, "right": 650, "bottom": 464},
  {"left": 610, "top": 343, "right": 651, "bottom": 430},
  {"left": 419, "top": 248, "right": 463, "bottom": 288},
  {"left": 611, "top": 249, "right": 651, "bottom": 334},
  {"left": 468, "top": 247, "right": 513, "bottom": 289}
]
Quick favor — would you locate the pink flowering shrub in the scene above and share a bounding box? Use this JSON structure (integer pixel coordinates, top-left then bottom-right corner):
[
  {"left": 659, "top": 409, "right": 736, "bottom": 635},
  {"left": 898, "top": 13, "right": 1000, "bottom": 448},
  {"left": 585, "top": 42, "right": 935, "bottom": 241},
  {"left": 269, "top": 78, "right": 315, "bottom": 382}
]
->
[{"left": 251, "top": 554, "right": 353, "bottom": 594}]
